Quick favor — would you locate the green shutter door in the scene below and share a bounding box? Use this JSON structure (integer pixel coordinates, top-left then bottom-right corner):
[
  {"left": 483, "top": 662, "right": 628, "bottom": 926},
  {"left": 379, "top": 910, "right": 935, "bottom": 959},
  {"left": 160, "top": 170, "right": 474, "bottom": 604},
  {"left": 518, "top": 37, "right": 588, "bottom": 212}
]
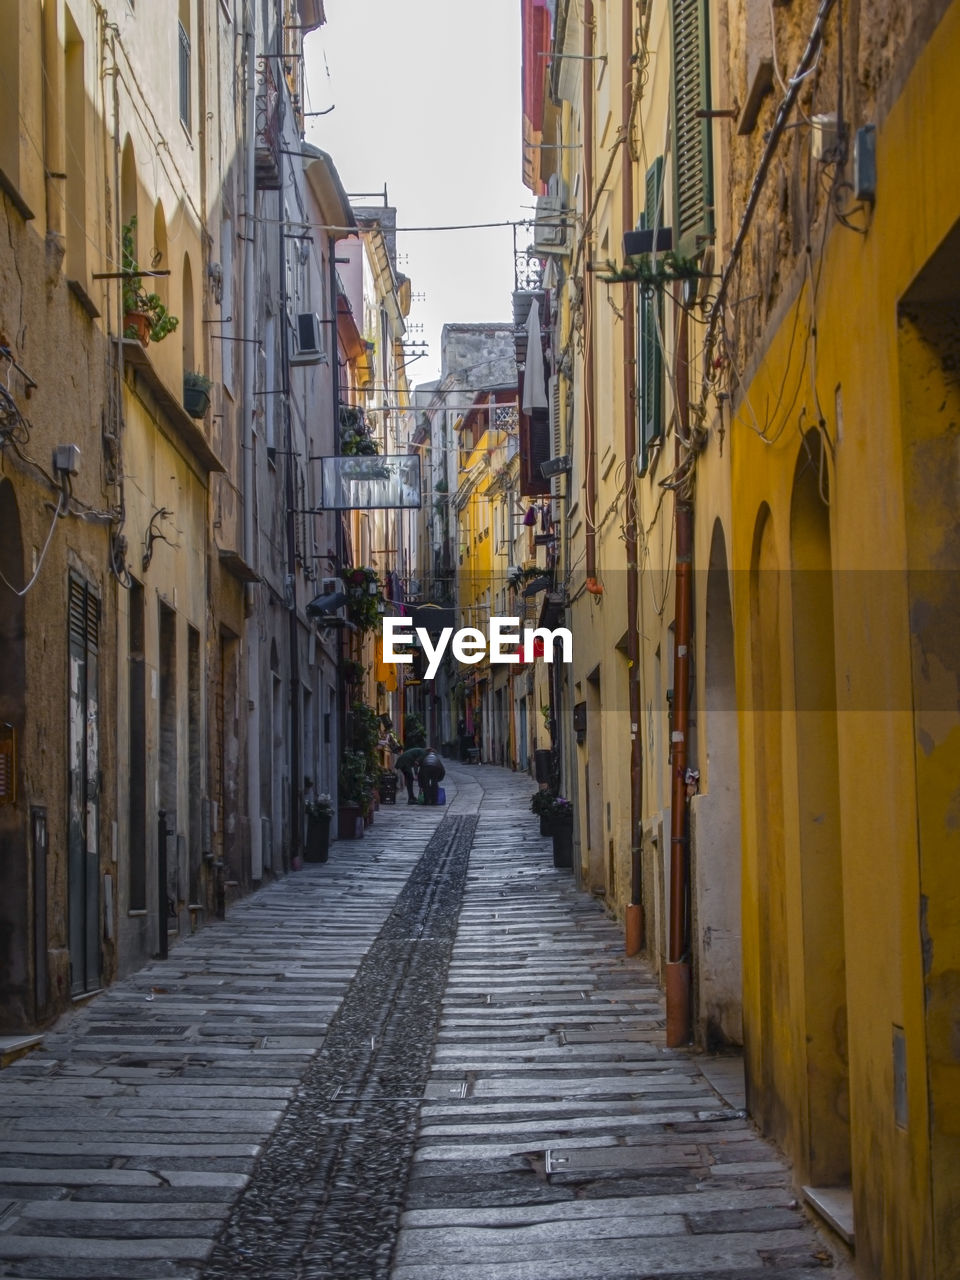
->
[{"left": 671, "top": 0, "right": 714, "bottom": 257}]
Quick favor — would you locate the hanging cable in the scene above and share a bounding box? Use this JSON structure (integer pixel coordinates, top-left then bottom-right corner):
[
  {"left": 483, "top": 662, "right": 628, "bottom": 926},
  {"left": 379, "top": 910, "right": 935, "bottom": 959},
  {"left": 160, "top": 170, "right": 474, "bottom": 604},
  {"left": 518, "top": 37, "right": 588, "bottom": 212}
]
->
[{"left": 0, "top": 492, "right": 64, "bottom": 596}]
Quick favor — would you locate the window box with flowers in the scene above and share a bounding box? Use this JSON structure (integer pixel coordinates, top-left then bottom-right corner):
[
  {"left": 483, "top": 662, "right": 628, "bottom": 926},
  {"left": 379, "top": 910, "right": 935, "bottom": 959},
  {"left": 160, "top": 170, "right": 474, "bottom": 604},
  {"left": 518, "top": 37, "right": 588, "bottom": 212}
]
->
[{"left": 304, "top": 792, "right": 333, "bottom": 863}]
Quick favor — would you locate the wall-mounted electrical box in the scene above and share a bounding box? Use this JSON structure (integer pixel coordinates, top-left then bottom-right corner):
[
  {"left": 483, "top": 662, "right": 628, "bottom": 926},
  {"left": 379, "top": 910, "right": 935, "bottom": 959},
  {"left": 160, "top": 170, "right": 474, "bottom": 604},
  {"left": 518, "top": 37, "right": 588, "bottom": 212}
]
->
[
  {"left": 811, "top": 112, "right": 839, "bottom": 161},
  {"left": 854, "top": 124, "right": 877, "bottom": 202}
]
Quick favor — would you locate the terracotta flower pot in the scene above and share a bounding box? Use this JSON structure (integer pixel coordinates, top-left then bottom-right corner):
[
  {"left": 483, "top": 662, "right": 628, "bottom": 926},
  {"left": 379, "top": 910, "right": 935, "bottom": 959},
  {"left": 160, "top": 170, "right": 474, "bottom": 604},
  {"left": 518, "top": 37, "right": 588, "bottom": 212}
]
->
[{"left": 124, "top": 311, "right": 151, "bottom": 344}]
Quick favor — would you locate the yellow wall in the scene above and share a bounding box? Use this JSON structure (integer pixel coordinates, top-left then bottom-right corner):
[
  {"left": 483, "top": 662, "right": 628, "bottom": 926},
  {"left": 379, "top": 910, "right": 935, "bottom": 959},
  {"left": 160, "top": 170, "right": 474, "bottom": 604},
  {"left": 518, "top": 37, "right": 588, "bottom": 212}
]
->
[{"left": 730, "top": 4, "right": 960, "bottom": 1273}]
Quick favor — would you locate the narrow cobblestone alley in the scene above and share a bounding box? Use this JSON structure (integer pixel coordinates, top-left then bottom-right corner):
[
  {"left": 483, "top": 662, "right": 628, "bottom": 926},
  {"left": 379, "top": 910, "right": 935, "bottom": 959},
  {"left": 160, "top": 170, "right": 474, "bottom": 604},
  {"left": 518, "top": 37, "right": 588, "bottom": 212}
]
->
[{"left": 0, "top": 766, "right": 853, "bottom": 1280}]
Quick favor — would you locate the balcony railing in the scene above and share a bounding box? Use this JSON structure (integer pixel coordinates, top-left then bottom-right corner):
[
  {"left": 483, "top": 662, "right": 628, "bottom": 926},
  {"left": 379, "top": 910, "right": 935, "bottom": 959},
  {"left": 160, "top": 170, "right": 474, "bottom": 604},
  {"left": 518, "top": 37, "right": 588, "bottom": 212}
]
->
[{"left": 255, "top": 58, "right": 282, "bottom": 189}]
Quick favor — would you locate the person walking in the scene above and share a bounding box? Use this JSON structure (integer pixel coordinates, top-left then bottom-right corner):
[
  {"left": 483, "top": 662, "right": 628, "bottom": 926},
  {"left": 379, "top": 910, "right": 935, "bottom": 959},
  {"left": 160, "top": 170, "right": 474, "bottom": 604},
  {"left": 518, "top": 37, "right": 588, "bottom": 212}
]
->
[
  {"left": 418, "top": 747, "right": 445, "bottom": 805},
  {"left": 394, "top": 745, "right": 426, "bottom": 805}
]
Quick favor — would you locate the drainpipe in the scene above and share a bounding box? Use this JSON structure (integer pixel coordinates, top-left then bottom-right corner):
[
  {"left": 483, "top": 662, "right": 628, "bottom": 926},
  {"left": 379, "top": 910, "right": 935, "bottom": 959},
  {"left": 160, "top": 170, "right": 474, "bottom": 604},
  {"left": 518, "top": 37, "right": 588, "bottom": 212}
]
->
[
  {"left": 328, "top": 230, "right": 343, "bottom": 796},
  {"left": 666, "top": 306, "right": 692, "bottom": 1045},
  {"left": 242, "top": 5, "right": 263, "bottom": 882},
  {"left": 278, "top": 144, "right": 302, "bottom": 872},
  {"left": 583, "top": 0, "right": 599, "bottom": 591},
  {"left": 621, "top": 2, "right": 644, "bottom": 958}
]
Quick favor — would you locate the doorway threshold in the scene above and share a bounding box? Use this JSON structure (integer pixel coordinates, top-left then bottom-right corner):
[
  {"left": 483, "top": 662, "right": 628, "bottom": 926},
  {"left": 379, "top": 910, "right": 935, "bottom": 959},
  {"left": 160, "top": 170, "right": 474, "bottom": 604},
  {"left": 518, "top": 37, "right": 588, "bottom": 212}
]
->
[
  {"left": 71, "top": 987, "right": 104, "bottom": 1006},
  {"left": 802, "top": 1184, "right": 855, "bottom": 1246},
  {"left": 0, "top": 1035, "right": 43, "bottom": 1069}
]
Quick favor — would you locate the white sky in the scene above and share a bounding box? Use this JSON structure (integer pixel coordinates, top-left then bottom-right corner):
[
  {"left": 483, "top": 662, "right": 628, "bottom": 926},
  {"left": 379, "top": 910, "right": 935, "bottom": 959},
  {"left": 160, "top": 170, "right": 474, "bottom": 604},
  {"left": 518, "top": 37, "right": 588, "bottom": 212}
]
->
[{"left": 303, "top": 1, "right": 533, "bottom": 388}]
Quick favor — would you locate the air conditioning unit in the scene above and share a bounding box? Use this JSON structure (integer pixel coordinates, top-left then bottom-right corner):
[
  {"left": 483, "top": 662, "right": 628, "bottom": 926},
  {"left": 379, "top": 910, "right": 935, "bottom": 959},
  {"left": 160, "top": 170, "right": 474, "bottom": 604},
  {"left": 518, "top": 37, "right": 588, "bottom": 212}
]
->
[
  {"left": 540, "top": 454, "right": 571, "bottom": 479},
  {"left": 321, "top": 577, "right": 345, "bottom": 596},
  {"left": 533, "top": 196, "right": 570, "bottom": 254},
  {"left": 290, "top": 312, "right": 328, "bottom": 365}
]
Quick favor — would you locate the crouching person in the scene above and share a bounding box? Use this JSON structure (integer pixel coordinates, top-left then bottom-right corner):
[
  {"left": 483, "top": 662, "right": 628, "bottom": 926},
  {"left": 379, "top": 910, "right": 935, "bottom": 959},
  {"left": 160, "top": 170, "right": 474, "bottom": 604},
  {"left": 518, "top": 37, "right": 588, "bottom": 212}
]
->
[
  {"left": 419, "top": 747, "right": 445, "bottom": 805},
  {"left": 394, "top": 745, "right": 425, "bottom": 805}
]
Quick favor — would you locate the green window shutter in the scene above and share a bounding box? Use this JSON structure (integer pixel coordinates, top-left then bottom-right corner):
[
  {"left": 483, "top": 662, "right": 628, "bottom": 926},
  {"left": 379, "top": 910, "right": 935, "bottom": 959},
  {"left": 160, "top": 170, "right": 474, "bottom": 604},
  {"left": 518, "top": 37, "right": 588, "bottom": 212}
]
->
[
  {"left": 671, "top": 0, "right": 714, "bottom": 257},
  {"left": 637, "top": 158, "right": 665, "bottom": 476}
]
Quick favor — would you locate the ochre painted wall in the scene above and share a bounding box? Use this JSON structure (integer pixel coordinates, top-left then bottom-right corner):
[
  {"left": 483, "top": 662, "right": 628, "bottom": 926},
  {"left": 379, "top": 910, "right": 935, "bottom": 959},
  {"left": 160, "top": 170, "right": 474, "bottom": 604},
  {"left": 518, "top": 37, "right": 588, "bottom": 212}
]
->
[{"left": 730, "top": 5, "right": 960, "bottom": 1274}]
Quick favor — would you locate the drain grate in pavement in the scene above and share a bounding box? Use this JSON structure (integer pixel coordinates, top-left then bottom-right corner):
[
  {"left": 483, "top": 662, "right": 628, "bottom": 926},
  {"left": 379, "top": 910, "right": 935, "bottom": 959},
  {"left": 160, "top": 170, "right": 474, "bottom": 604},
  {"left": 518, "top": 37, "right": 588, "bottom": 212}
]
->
[{"left": 201, "top": 812, "right": 477, "bottom": 1280}]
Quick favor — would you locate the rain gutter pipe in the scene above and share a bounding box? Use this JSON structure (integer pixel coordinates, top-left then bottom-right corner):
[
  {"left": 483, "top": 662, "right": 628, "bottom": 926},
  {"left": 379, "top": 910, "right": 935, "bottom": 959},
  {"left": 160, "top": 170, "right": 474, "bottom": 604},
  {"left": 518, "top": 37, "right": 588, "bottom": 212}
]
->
[
  {"left": 621, "top": 1, "right": 643, "bottom": 955},
  {"left": 583, "top": 0, "right": 599, "bottom": 590},
  {"left": 666, "top": 306, "right": 692, "bottom": 1046},
  {"left": 278, "top": 133, "right": 302, "bottom": 869},
  {"left": 242, "top": 5, "right": 263, "bottom": 880}
]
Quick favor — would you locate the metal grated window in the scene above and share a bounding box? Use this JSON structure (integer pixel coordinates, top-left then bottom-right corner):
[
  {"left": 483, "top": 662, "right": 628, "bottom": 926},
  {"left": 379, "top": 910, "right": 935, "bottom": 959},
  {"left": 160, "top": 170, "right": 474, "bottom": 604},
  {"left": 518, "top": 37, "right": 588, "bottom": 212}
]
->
[{"left": 178, "top": 22, "right": 191, "bottom": 130}]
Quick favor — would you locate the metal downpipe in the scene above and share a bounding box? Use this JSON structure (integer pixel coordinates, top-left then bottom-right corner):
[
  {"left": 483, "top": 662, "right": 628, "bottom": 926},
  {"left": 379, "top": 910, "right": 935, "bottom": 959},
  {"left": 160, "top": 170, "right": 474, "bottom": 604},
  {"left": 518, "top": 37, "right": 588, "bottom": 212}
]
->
[
  {"left": 666, "top": 307, "right": 692, "bottom": 1045},
  {"left": 621, "top": 0, "right": 643, "bottom": 957},
  {"left": 242, "top": 6, "right": 262, "bottom": 882}
]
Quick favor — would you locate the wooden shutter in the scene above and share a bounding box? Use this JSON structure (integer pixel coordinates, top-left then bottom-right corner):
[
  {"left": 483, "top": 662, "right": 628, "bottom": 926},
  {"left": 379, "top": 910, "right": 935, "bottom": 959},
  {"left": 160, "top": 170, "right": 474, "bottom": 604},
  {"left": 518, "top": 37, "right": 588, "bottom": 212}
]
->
[
  {"left": 548, "top": 374, "right": 562, "bottom": 517},
  {"left": 67, "top": 573, "right": 101, "bottom": 996},
  {"left": 671, "top": 0, "right": 713, "bottom": 256},
  {"left": 638, "top": 158, "right": 665, "bottom": 475}
]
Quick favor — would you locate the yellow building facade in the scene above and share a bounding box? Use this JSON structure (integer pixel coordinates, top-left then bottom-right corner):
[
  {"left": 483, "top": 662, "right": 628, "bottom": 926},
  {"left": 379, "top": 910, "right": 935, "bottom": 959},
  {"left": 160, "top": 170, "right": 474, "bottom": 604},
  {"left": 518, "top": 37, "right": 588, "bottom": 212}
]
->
[
  {"left": 527, "top": 0, "right": 960, "bottom": 1274},
  {"left": 728, "top": 3, "right": 960, "bottom": 1272}
]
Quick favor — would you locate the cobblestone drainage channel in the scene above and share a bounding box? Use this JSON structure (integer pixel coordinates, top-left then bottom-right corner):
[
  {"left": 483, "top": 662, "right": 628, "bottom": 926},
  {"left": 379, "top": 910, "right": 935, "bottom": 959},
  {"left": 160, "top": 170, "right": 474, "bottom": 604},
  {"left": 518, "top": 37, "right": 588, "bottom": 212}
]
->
[{"left": 201, "top": 812, "right": 479, "bottom": 1280}]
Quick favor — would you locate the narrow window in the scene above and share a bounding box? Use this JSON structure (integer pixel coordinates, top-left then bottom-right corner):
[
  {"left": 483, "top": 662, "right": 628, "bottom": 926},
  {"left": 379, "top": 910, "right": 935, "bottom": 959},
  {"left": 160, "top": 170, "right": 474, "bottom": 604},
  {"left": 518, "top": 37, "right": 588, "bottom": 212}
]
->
[{"left": 178, "top": 20, "right": 191, "bottom": 130}]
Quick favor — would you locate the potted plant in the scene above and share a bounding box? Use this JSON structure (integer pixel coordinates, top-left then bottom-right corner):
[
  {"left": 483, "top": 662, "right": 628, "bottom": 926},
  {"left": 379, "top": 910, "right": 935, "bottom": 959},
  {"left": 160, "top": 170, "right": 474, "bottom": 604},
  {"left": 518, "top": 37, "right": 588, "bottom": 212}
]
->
[
  {"left": 121, "top": 218, "right": 179, "bottom": 345},
  {"left": 342, "top": 568, "right": 383, "bottom": 633},
  {"left": 530, "top": 787, "right": 556, "bottom": 837},
  {"left": 339, "top": 404, "right": 379, "bottom": 455},
  {"left": 549, "top": 796, "right": 574, "bottom": 869},
  {"left": 183, "top": 370, "right": 213, "bottom": 419},
  {"left": 342, "top": 658, "right": 366, "bottom": 687},
  {"left": 304, "top": 792, "right": 333, "bottom": 863},
  {"left": 337, "top": 750, "right": 369, "bottom": 839},
  {"left": 403, "top": 712, "right": 426, "bottom": 749}
]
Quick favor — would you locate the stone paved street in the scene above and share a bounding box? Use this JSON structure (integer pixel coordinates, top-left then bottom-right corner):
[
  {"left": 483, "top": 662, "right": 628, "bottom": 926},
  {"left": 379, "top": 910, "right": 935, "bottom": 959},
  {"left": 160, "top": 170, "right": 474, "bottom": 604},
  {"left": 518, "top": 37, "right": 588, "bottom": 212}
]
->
[{"left": 0, "top": 766, "right": 853, "bottom": 1279}]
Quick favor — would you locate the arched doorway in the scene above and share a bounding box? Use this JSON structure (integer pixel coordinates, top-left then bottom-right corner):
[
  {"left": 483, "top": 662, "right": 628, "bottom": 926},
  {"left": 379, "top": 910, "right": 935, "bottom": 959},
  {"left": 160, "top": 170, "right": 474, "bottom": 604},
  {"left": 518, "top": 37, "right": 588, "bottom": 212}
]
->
[
  {"left": 748, "top": 503, "right": 792, "bottom": 1143},
  {"left": 790, "top": 429, "right": 850, "bottom": 1188},
  {"left": 0, "top": 480, "right": 30, "bottom": 1027},
  {"left": 898, "top": 229, "right": 960, "bottom": 1273},
  {"left": 691, "top": 519, "right": 743, "bottom": 1047}
]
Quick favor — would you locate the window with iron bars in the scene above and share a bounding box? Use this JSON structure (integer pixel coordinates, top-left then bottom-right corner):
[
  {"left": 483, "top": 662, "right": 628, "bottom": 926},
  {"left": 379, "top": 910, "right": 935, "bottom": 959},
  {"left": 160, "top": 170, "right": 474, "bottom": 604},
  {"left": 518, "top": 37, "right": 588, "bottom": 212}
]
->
[{"left": 178, "top": 22, "right": 191, "bottom": 130}]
